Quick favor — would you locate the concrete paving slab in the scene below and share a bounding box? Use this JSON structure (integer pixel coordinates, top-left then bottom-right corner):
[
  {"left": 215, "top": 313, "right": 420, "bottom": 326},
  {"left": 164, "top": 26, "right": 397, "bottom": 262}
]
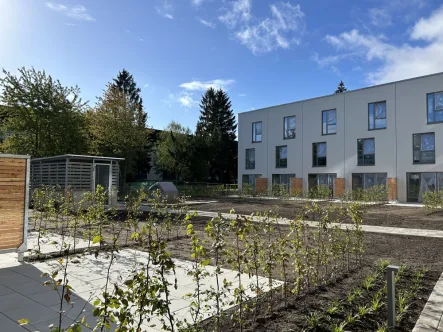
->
[
  {"left": 0, "top": 313, "right": 29, "bottom": 332},
  {"left": 413, "top": 272, "right": 443, "bottom": 331}
]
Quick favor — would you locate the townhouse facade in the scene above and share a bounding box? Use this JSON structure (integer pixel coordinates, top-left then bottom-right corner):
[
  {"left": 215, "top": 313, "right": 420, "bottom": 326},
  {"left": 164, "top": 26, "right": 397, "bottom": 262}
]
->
[{"left": 238, "top": 72, "right": 443, "bottom": 202}]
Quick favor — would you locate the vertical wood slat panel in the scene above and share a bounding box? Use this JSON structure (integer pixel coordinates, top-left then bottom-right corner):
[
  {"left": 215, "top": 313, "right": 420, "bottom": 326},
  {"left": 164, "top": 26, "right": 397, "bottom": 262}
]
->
[{"left": 0, "top": 156, "right": 26, "bottom": 250}]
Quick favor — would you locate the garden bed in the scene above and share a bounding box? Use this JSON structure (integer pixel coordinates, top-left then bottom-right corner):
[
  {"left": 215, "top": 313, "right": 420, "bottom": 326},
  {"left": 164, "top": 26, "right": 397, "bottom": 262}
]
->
[{"left": 190, "top": 197, "right": 443, "bottom": 230}]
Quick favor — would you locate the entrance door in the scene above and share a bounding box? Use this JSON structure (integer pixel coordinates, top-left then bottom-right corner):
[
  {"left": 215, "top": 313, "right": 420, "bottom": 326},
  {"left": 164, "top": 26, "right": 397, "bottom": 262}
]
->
[
  {"left": 407, "top": 173, "right": 420, "bottom": 202},
  {"left": 95, "top": 164, "right": 110, "bottom": 204}
]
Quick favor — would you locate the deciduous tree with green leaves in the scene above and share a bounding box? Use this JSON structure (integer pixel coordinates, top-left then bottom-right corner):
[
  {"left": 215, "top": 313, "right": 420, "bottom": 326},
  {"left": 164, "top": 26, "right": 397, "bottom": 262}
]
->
[
  {"left": 0, "top": 67, "right": 88, "bottom": 157},
  {"left": 86, "top": 84, "right": 150, "bottom": 181},
  {"left": 196, "top": 88, "right": 237, "bottom": 183},
  {"left": 155, "top": 121, "right": 208, "bottom": 182}
]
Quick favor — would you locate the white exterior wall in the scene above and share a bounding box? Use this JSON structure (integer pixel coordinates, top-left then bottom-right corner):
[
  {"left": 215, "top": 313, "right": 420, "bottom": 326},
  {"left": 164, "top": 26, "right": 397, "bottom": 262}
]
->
[{"left": 238, "top": 72, "right": 443, "bottom": 202}]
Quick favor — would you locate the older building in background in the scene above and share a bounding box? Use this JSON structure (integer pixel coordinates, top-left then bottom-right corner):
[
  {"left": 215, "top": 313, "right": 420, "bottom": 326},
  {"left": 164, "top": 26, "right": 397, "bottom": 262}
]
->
[{"left": 238, "top": 72, "right": 443, "bottom": 202}]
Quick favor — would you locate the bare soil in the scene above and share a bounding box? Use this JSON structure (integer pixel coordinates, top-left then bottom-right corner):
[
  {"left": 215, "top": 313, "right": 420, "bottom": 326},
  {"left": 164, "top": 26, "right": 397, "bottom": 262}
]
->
[{"left": 190, "top": 198, "right": 443, "bottom": 230}]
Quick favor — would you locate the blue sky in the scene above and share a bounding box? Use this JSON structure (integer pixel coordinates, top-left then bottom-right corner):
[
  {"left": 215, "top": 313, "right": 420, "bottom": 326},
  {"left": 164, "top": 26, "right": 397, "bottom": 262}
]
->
[{"left": 1, "top": 0, "right": 443, "bottom": 132}]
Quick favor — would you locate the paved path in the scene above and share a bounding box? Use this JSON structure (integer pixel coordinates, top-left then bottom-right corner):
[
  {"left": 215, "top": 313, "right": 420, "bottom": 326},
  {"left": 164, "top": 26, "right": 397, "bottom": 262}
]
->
[
  {"left": 413, "top": 272, "right": 443, "bottom": 331},
  {"left": 190, "top": 210, "right": 443, "bottom": 238},
  {"left": 0, "top": 234, "right": 281, "bottom": 332}
]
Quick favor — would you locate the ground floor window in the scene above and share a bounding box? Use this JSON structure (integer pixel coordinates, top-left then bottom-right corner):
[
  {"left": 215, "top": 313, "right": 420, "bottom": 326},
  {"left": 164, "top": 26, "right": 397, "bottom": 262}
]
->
[
  {"left": 407, "top": 172, "right": 443, "bottom": 202},
  {"left": 242, "top": 174, "right": 261, "bottom": 190},
  {"left": 308, "top": 173, "right": 336, "bottom": 197},
  {"left": 272, "top": 174, "right": 295, "bottom": 193},
  {"left": 352, "top": 173, "right": 387, "bottom": 190}
]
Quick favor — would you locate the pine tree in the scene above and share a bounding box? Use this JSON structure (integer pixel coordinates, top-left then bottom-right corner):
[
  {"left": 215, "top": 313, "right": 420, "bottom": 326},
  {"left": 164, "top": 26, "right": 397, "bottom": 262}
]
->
[
  {"left": 111, "top": 69, "right": 151, "bottom": 179},
  {"left": 335, "top": 81, "right": 348, "bottom": 94},
  {"left": 196, "top": 88, "right": 237, "bottom": 183}
]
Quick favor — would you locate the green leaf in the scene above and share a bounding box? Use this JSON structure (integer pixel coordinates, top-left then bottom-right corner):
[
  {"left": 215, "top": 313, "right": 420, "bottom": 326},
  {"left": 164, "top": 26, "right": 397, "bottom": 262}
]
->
[
  {"left": 92, "top": 235, "right": 101, "bottom": 244},
  {"left": 18, "top": 319, "right": 29, "bottom": 326}
]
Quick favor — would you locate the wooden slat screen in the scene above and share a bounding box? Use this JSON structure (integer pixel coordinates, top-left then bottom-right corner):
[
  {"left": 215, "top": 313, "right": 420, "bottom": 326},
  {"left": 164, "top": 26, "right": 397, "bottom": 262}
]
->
[
  {"left": 68, "top": 162, "right": 92, "bottom": 190},
  {"left": 0, "top": 156, "right": 27, "bottom": 250}
]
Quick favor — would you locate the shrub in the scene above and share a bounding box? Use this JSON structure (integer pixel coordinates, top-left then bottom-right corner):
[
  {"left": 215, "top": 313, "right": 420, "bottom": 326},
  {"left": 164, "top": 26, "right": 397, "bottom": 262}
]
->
[{"left": 422, "top": 191, "right": 443, "bottom": 213}]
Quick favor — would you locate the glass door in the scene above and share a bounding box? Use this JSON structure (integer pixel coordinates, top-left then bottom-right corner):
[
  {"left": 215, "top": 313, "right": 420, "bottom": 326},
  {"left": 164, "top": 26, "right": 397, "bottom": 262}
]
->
[
  {"left": 407, "top": 173, "right": 420, "bottom": 202},
  {"left": 95, "top": 164, "right": 110, "bottom": 204}
]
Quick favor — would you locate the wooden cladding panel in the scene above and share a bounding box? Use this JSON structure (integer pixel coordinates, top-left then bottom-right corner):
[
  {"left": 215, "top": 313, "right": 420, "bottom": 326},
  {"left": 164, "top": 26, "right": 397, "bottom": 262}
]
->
[{"left": 0, "top": 156, "right": 26, "bottom": 250}]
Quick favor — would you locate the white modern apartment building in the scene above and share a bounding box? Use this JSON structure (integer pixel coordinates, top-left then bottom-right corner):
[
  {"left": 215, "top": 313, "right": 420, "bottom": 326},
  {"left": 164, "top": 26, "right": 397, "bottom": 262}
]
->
[{"left": 238, "top": 72, "right": 443, "bottom": 202}]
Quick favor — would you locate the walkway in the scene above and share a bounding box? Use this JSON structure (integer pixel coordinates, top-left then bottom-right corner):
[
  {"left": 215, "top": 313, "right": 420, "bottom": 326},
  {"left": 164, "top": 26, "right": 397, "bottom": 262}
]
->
[
  {"left": 190, "top": 210, "right": 443, "bottom": 238},
  {"left": 0, "top": 233, "right": 280, "bottom": 332},
  {"left": 413, "top": 272, "right": 443, "bottom": 331}
]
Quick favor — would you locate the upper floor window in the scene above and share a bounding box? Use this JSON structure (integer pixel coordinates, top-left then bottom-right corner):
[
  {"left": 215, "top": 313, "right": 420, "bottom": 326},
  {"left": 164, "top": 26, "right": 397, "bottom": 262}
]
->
[
  {"left": 427, "top": 92, "right": 443, "bottom": 124},
  {"left": 284, "top": 116, "right": 296, "bottom": 139},
  {"left": 313, "top": 142, "right": 327, "bottom": 167},
  {"left": 252, "top": 121, "right": 262, "bottom": 142},
  {"left": 357, "top": 138, "right": 375, "bottom": 166},
  {"left": 245, "top": 148, "right": 255, "bottom": 169},
  {"left": 322, "top": 110, "right": 336, "bottom": 135},
  {"left": 413, "top": 133, "right": 435, "bottom": 164},
  {"left": 369, "top": 101, "right": 386, "bottom": 130},
  {"left": 276, "top": 145, "right": 287, "bottom": 168}
]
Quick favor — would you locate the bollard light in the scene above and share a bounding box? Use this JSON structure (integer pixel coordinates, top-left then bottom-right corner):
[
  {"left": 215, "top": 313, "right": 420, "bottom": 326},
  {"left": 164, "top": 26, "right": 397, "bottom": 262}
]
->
[{"left": 387, "top": 265, "right": 399, "bottom": 328}]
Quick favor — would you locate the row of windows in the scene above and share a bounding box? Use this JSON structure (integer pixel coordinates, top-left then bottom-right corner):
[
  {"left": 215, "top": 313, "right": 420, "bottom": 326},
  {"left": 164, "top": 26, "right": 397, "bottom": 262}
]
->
[
  {"left": 251, "top": 91, "right": 443, "bottom": 142},
  {"left": 245, "top": 132, "right": 436, "bottom": 169}
]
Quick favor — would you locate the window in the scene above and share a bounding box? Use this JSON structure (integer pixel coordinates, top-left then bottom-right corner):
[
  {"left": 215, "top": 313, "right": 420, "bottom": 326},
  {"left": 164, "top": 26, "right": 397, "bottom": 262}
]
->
[
  {"left": 413, "top": 133, "right": 435, "bottom": 164},
  {"left": 357, "top": 138, "right": 375, "bottom": 166},
  {"left": 276, "top": 145, "right": 287, "bottom": 168},
  {"left": 427, "top": 92, "right": 443, "bottom": 124},
  {"left": 352, "top": 173, "right": 387, "bottom": 191},
  {"left": 313, "top": 142, "right": 327, "bottom": 167},
  {"left": 322, "top": 110, "right": 336, "bottom": 135},
  {"left": 252, "top": 122, "right": 262, "bottom": 142},
  {"left": 242, "top": 174, "right": 261, "bottom": 189},
  {"left": 272, "top": 174, "right": 295, "bottom": 192},
  {"left": 245, "top": 148, "right": 255, "bottom": 169},
  {"left": 284, "top": 116, "right": 296, "bottom": 139},
  {"left": 407, "top": 172, "right": 443, "bottom": 202},
  {"left": 308, "top": 173, "right": 336, "bottom": 197},
  {"left": 369, "top": 101, "right": 386, "bottom": 130}
]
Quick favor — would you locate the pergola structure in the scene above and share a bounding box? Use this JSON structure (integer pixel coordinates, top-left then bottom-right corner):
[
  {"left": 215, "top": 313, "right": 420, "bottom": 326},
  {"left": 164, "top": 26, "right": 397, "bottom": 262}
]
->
[{"left": 30, "top": 154, "right": 123, "bottom": 206}]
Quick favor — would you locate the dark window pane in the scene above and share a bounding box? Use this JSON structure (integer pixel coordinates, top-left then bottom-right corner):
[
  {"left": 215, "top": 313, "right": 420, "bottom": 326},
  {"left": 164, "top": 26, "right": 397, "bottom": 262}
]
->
[
  {"left": 413, "top": 150, "right": 421, "bottom": 163},
  {"left": 318, "top": 156, "right": 326, "bottom": 166},
  {"left": 422, "top": 173, "right": 437, "bottom": 193},
  {"left": 421, "top": 151, "right": 435, "bottom": 163},
  {"left": 364, "top": 174, "right": 375, "bottom": 189},
  {"left": 438, "top": 173, "right": 443, "bottom": 191},
  {"left": 375, "top": 174, "right": 387, "bottom": 186},
  {"left": 352, "top": 174, "right": 363, "bottom": 190}
]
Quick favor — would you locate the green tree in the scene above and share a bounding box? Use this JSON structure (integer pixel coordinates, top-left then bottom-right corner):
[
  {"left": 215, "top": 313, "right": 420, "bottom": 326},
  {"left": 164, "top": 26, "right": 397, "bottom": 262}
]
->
[
  {"left": 0, "top": 67, "right": 88, "bottom": 156},
  {"left": 112, "top": 69, "right": 150, "bottom": 177},
  {"left": 196, "top": 88, "right": 237, "bottom": 183},
  {"left": 155, "top": 121, "right": 208, "bottom": 182},
  {"left": 335, "top": 80, "right": 348, "bottom": 94},
  {"left": 86, "top": 85, "right": 150, "bottom": 181}
]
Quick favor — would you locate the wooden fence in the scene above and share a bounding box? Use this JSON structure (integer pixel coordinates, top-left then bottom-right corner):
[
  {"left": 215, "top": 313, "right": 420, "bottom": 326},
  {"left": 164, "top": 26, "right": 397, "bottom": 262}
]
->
[{"left": 0, "top": 154, "right": 30, "bottom": 261}]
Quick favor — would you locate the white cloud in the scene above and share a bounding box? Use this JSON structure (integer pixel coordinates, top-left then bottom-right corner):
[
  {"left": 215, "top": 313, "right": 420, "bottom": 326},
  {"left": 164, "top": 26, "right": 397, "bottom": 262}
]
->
[
  {"left": 369, "top": 8, "right": 392, "bottom": 27},
  {"left": 156, "top": 0, "right": 174, "bottom": 19},
  {"left": 124, "top": 29, "right": 130, "bottom": 33},
  {"left": 239, "top": 93, "right": 247, "bottom": 97},
  {"left": 219, "top": 0, "right": 251, "bottom": 29},
  {"left": 220, "top": 1, "right": 305, "bottom": 55},
  {"left": 167, "top": 91, "right": 198, "bottom": 109},
  {"left": 180, "top": 79, "right": 236, "bottom": 91},
  {"left": 46, "top": 2, "right": 95, "bottom": 21},
  {"left": 198, "top": 18, "right": 216, "bottom": 29},
  {"left": 315, "top": 5, "right": 443, "bottom": 84},
  {"left": 144, "top": 84, "right": 149, "bottom": 88},
  {"left": 192, "top": 0, "right": 204, "bottom": 6}
]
